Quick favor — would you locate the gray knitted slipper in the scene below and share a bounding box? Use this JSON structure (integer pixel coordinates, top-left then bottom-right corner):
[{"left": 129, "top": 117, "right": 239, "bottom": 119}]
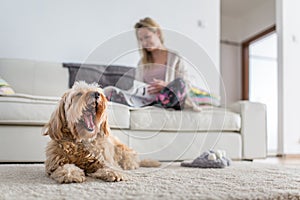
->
[{"left": 181, "top": 150, "right": 231, "bottom": 168}]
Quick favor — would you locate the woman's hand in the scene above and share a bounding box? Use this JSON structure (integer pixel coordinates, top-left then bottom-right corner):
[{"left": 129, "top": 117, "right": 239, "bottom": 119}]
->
[{"left": 147, "top": 79, "right": 168, "bottom": 94}]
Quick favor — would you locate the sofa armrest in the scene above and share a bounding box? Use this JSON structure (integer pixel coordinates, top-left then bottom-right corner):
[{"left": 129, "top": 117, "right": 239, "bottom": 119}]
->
[{"left": 229, "top": 101, "right": 267, "bottom": 159}]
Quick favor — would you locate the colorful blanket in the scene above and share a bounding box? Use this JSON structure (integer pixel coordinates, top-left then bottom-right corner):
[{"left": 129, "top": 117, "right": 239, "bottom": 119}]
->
[{"left": 189, "top": 86, "right": 220, "bottom": 106}]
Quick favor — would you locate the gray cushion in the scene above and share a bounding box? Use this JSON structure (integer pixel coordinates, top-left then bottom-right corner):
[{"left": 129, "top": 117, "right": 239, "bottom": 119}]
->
[{"left": 63, "top": 63, "right": 136, "bottom": 90}]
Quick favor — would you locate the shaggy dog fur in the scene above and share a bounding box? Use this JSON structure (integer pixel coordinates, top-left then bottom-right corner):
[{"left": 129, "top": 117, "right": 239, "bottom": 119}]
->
[{"left": 44, "top": 81, "right": 160, "bottom": 183}]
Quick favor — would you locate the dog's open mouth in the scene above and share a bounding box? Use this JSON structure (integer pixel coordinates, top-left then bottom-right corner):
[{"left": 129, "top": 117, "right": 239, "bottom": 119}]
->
[{"left": 81, "top": 104, "right": 97, "bottom": 132}]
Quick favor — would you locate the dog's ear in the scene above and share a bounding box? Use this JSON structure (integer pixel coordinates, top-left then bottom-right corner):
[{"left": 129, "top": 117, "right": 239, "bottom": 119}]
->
[
  {"left": 99, "top": 92, "right": 110, "bottom": 136},
  {"left": 101, "top": 114, "right": 110, "bottom": 136},
  {"left": 43, "top": 92, "right": 68, "bottom": 140}
]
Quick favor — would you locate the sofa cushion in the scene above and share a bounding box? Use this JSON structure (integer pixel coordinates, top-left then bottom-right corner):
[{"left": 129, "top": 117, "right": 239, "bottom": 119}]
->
[
  {"left": 129, "top": 107, "right": 241, "bottom": 132},
  {"left": 107, "top": 102, "right": 130, "bottom": 129},
  {"left": 63, "top": 63, "right": 136, "bottom": 90},
  {"left": 0, "top": 94, "right": 59, "bottom": 125},
  {"left": 0, "top": 94, "right": 130, "bottom": 129}
]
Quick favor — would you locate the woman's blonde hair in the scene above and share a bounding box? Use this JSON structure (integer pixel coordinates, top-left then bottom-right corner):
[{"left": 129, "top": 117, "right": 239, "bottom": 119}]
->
[{"left": 134, "top": 17, "right": 164, "bottom": 64}]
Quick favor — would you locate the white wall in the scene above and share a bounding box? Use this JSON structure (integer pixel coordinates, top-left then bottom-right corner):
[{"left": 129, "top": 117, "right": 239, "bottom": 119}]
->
[
  {"left": 277, "top": 0, "right": 300, "bottom": 154},
  {"left": 220, "top": 0, "right": 275, "bottom": 105},
  {"left": 239, "top": 1, "right": 276, "bottom": 42},
  {"left": 0, "top": 0, "right": 220, "bottom": 95},
  {"left": 221, "top": 16, "right": 241, "bottom": 42},
  {"left": 220, "top": 43, "right": 241, "bottom": 106},
  {"left": 221, "top": 1, "right": 275, "bottom": 43}
]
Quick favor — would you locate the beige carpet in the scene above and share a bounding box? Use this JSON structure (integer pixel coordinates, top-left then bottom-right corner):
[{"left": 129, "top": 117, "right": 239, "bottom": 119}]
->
[{"left": 0, "top": 162, "right": 299, "bottom": 200}]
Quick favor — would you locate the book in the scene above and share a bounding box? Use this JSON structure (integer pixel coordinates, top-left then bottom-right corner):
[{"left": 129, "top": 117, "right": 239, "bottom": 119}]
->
[{"left": 103, "top": 80, "right": 156, "bottom": 107}]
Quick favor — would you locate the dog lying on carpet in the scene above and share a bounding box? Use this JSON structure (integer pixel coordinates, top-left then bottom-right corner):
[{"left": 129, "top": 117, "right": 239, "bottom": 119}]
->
[{"left": 43, "top": 81, "right": 160, "bottom": 183}]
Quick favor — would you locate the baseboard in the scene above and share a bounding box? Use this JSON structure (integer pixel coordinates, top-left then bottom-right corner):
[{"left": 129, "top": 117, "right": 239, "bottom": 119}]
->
[{"left": 282, "top": 154, "right": 300, "bottom": 158}]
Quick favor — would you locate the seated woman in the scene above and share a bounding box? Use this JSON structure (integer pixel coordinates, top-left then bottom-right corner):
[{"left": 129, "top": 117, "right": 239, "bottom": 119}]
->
[{"left": 108, "top": 17, "right": 200, "bottom": 111}]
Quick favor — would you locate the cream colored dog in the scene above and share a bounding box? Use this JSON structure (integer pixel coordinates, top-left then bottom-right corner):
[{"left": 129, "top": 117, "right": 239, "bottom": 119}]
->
[{"left": 44, "top": 81, "right": 159, "bottom": 183}]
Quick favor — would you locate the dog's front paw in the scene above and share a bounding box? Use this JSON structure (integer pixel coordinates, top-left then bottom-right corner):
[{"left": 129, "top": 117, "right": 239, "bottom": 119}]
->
[
  {"left": 89, "top": 168, "right": 127, "bottom": 182},
  {"left": 102, "top": 170, "right": 127, "bottom": 182},
  {"left": 51, "top": 164, "right": 86, "bottom": 184}
]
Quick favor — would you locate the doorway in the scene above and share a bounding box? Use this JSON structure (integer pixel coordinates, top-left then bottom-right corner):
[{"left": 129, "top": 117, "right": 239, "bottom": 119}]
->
[{"left": 242, "top": 25, "right": 278, "bottom": 155}]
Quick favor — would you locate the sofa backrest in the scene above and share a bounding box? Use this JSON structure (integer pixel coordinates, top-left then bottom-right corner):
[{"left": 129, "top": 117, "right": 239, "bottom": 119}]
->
[{"left": 0, "top": 58, "right": 69, "bottom": 97}]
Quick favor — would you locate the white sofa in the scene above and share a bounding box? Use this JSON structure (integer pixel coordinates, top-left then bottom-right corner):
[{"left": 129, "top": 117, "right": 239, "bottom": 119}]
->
[{"left": 0, "top": 58, "right": 267, "bottom": 162}]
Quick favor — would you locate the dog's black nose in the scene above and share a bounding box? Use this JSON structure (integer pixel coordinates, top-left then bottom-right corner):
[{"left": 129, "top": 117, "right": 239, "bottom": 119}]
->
[
  {"left": 94, "top": 92, "right": 100, "bottom": 99},
  {"left": 91, "top": 92, "right": 100, "bottom": 99}
]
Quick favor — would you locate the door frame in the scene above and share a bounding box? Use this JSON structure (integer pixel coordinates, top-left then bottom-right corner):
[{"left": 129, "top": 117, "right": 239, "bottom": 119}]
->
[{"left": 241, "top": 25, "right": 276, "bottom": 100}]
